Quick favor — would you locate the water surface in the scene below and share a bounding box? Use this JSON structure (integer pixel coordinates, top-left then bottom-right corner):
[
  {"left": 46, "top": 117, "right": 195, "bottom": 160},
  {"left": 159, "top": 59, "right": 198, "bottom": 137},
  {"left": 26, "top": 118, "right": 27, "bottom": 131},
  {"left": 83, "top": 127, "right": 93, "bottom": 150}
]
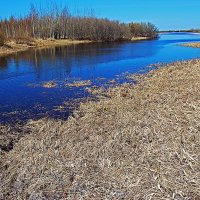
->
[{"left": 1, "top": 33, "right": 200, "bottom": 124}]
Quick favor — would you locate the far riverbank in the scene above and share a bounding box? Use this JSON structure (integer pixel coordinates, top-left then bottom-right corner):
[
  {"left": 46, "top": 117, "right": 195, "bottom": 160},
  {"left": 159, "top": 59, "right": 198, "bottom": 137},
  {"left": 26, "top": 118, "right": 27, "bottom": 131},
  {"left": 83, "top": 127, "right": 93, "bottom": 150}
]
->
[
  {"left": 0, "top": 39, "right": 92, "bottom": 57},
  {"left": 0, "top": 36, "right": 155, "bottom": 57}
]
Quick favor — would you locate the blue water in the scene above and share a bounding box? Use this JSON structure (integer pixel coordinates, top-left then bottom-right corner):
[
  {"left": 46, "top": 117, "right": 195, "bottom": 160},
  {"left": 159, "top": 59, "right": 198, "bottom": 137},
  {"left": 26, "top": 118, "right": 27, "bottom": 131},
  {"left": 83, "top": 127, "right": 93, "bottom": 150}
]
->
[{"left": 1, "top": 33, "right": 200, "bottom": 124}]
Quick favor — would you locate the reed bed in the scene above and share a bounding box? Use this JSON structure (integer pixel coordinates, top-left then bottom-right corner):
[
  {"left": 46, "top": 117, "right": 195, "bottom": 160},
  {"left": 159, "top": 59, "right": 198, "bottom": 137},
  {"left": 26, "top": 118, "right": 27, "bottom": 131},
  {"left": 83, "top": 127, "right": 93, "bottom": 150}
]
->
[{"left": 0, "top": 59, "right": 200, "bottom": 199}]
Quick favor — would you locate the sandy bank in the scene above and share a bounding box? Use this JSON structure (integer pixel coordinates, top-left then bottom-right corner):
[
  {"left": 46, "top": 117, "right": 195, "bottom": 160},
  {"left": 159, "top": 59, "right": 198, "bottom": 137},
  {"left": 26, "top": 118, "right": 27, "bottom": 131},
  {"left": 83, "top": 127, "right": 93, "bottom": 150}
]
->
[{"left": 131, "top": 36, "right": 152, "bottom": 41}]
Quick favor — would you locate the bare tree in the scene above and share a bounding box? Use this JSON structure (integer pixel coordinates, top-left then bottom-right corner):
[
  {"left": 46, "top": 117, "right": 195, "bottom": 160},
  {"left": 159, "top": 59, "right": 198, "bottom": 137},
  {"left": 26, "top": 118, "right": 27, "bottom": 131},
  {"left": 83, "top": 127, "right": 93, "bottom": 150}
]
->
[
  {"left": 0, "top": 3, "right": 158, "bottom": 42},
  {"left": 129, "top": 22, "right": 158, "bottom": 38}
]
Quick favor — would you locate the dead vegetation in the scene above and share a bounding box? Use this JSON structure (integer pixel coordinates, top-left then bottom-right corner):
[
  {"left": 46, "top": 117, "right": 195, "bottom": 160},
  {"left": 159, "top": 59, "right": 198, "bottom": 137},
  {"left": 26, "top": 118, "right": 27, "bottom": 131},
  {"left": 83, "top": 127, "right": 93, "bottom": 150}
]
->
[
  {"left": 65, "top": 80, "right": 92, "bottom": 87},
  {"left": 42, "top": 81, "right": 58, "bottom": 88},
  {"left": 28, "top": 79, "right": 92, "bottom": 89},
  {"left": 0, "top": 59, "right": 200, "bottom": 199},
  {"left": 131, "top": 36, "right": 151, "bottom": 41},
  {"left": 0, "top": 38, "right": 91, "bottom": 57},
  {"left": 85, "top": 86, "right": 106, "bottom": 96},
  {"left": 181, "top": 42, "right": 200, "bottom": 48},
  {"left": 0, "top": 125, "right": 27, "bottom": 154}
]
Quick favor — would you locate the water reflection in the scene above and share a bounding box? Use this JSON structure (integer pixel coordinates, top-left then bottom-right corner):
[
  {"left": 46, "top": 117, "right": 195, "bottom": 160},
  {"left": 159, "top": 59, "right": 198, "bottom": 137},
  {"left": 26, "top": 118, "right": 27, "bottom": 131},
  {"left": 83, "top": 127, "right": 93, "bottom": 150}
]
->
[
  {"left": 0, "top": 57, "right": 8, "bottom": 69},
  {"left": 0, "top": 41, "right": 160, "bottom": 81}
]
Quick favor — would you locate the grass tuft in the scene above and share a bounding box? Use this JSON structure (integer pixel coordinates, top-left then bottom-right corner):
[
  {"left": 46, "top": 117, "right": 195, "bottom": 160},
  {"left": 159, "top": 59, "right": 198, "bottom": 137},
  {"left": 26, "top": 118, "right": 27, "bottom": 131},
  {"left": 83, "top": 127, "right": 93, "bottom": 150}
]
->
[
  {"left": 65, "top": 80, "right": 92, "bottom": 87},
  {"left": 42, "top": 81, "right": 57, "bottom": 88}
]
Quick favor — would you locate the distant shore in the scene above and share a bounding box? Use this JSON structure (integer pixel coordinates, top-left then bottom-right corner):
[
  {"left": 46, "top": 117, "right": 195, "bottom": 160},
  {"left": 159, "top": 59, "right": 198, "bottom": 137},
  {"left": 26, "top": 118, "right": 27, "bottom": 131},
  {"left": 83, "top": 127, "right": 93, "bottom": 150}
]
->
[
  {"left": 0, "top": 37, "right": 156, "bottom": 57},
  {"left": 159, "top": 30, "right": 200, "bottom": 34},
  {"left": 0, "top": 39, "right": 92, "bottom": 57}
]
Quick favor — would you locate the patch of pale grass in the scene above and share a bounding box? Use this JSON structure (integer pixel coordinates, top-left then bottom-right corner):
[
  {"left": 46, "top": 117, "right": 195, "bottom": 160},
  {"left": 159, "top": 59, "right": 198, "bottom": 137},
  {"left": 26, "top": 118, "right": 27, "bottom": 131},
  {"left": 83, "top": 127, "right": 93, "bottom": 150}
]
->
[
  {"left": 42, "top": 81, "right": 57, "bottom": 88},
  {"left": 181, "top": 42, "right": 200, "bottom": 48},
  {"left": 0, "top": 59, "right": 200, "bottom": 199},
  {"left": 65, "top": 80, "right": 92, "bottom": 87}
]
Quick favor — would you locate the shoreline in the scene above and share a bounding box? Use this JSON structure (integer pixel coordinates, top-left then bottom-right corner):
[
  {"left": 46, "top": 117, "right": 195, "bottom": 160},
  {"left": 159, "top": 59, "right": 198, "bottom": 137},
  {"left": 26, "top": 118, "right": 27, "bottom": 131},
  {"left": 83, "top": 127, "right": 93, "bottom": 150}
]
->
[
  {"left": 159, "top": 31, "right": 200, "bottom": 34},
  {"left": 131, "top": 36, "right": 152, "bottom": 41},
  {"left": 1, "top": 58, "right": 199, "bottom": 198},
  {"left": 0, "top": 39, "right": 92, "bottom": 57},
  {"left": 0, "top": 37, "right": 155, "bottom": 57}
]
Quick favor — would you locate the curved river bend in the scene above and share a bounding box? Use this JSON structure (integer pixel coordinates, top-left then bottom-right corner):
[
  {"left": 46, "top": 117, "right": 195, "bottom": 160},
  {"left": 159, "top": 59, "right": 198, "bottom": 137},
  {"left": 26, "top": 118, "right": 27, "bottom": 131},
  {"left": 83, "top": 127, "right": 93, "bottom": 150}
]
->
[{"left": 1, "top": 33, "right": 200, "bottom": 123}]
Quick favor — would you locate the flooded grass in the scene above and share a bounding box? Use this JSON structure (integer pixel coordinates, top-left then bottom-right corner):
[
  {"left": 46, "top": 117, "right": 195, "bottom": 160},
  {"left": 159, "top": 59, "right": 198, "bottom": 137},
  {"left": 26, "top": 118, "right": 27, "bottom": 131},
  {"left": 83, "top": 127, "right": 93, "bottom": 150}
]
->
[
  {"left": 181, "top": 42, "right": 200, "bottom": 48},
  {"left": 28, "top": 81, "right": 58, "bottom": 88},
  {"left": 42, "top": 81, "right": 58, "bottom": 88},
  {"left": 65, "top": 80, "right": 92, "bottom": 87},
  {"left": 85, "top": 86, "right": 107, "bottom": 97},
  {"left": 109, "top": 79, "right": 116, "bottom": 84},
  {"left": 0, "top": 59, "right": 200, "bottom": 199},
  {"left": 28, "top": 80, "right": 93, "bottom": 89}
]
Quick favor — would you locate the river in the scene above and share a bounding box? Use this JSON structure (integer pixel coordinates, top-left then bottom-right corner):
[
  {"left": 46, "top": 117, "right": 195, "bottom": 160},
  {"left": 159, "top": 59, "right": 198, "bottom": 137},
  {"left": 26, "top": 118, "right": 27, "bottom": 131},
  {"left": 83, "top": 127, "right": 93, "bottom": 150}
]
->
[{"left": 1, "top": 32, "right": 200, "bottom": 124}]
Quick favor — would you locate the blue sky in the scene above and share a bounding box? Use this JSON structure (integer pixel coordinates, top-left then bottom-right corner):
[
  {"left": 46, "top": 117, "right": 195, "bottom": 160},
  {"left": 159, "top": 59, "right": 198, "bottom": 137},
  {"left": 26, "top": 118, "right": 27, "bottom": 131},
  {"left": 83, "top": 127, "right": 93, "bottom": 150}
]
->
[{"left": 0, "top": 0, "right": 200, "bottom": 30}]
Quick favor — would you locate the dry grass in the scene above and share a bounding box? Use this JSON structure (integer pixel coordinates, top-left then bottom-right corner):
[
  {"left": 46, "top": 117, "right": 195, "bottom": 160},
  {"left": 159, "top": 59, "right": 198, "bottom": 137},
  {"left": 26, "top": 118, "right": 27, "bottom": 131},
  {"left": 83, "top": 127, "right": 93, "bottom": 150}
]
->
[
  {"left": 28, "top": 80, "right": 91, "bottom": 88},
  {"left": 0, "top": 59, "right": 200, "bottom": 199},
  {"left": 65, "top": 80, "right": 92, "bottom": 87},
  {"left": 35, "top": 39, "right": 91, "bottom": 48},
  {"left": 0, "top": 125, "right": 26, "bottom": 154},
  {"left": 0, "top": 125, "right": 15, "bottom": 152},
  {"left": 181, "top": 42, "right": 200, "bottom": 48},
  {"left": 42, "top": 81, "right": 58, "bottom": 88},
  {"left": 85, "top": 86, "right": 106, "bottom": 96},
  {"left": 131, "top": 37, "right": 151, "bottom": 41},
  {"left": 0, "top": 39, "right": 91, "bottom": 57},
  {"left": 0, "top": 44, "right": 29, "bottom": 57}
]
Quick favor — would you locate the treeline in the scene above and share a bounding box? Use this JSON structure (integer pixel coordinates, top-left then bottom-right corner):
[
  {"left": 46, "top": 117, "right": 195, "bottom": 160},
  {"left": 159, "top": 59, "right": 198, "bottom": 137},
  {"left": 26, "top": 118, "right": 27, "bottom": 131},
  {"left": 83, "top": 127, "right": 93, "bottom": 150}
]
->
[
  {"left": 0, "top": 5, "right": 158, "bottom": 44},
  {"left": 129, "top": 22, "right": 158, "bottom": 38}
]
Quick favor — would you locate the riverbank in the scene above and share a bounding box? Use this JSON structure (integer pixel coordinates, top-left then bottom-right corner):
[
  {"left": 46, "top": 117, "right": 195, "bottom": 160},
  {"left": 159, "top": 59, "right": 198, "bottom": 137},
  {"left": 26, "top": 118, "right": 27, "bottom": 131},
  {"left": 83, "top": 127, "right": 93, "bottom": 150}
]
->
[
  {"left": 0, "top": 38, "right": 92, "bottom": 57},
  {"left": 1, "top": 59, "right": 200, "bottom": 199},
  {"left": 0, "top": 37, "right": 156, "bottom": 57},
  {"left": 131, "top": 36, "right": 152, "bottom": 41}
]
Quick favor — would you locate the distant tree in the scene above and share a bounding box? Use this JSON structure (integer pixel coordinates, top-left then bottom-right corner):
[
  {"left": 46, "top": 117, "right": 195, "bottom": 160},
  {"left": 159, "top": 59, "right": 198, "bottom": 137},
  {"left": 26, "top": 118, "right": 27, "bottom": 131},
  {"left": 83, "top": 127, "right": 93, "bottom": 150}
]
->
[
  {"left": 143, "top": 22, "right": 159, "bottom": 38},
  {"left": 0, "top": 3, "right": 158, "bottom": 42},
  {"left": 129, "top": 22, "right": 158, "bottom": 38},
  {"left": 129, "top": 23, "right": 143, "bottom": 37},
  {"left": 0, "top": 29, "right": 5, "bottom": 46}
]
